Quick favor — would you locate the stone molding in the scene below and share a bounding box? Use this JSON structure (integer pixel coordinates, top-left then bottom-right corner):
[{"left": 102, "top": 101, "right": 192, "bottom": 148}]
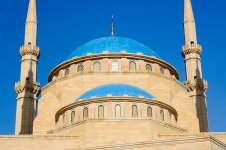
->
[
  {"left": 48, "top": 53, "right": 179, "bottom": 82},
  {"left": 49, "top": 118, "right": 187, "bottom": 134},
  {"left": 15, "top": 81, "right": 41, "bottom": 95},
  {"left": 0, "top": 134, "right": 225, "bottom": 149},
  {"left": 20, "top": 45, "right": 40, "bottom": 57},
  {"left": 184, "top": 79, "right": 208, "bottom": 92},
  {"left": 55, "top": 97, "right": 178, "bottom": 122},
  {"left": 182, "top": 44, "right": 202, "bottom": 56},
  {"left": 42, "top": 72, "right": 189, "bottom": 96}
]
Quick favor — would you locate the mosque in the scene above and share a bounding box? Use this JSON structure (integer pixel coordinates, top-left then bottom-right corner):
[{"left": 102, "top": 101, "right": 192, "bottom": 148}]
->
[{"left": 0, "top": 0, "right": 226, "bottom": 149}]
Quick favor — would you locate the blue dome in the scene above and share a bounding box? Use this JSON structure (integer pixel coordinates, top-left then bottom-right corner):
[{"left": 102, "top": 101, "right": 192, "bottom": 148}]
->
[
  {"left": 67, "top": 37, "right": 159, "bottom": 60},
  {"left": 77, "top": 84, "right": 154, "bottom": 101}
]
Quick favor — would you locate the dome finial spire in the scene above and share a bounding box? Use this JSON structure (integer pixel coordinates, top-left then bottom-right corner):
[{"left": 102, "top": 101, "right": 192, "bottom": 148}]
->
[{"left": 111, "top": 15, "right": 115, "bottom": 37}]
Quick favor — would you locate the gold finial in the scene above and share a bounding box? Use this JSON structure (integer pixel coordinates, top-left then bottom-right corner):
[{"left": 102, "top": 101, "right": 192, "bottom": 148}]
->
[{"left": 111, "top": 15, "right": 115, "bottom": 37}]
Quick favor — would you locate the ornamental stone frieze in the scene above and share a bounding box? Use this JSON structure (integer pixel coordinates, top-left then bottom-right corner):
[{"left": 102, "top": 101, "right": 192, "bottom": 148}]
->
[
  {"left": 184, "top": 79, "right": 208, "bottom": 92},
  {"left": 15, "top": 81, "right": 41, "bottom": 95},
  {"left": 182, "top": 44, "right": 202, "bottom": 56},
  {"left": 20, "top": 45, "right": 40, "bottom": 57}
]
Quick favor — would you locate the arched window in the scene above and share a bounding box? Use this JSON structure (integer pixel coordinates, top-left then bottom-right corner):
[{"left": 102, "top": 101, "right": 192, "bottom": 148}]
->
[
  {"left": 83, "top": 107, "right": 88, "bottom": 119},
  {"left": 98, "top": 105, "right": 104, "bottom": 118},
  {"left": 94, "top": 62, "right": 101, "bottom": 71},
  {"left": 169, "top": 113, "right": 172, "bottom": 123},
  {"left": 160, "top": 67, "right": 164, "bottom": 74},
  {"left": 65, "top": 68, "right": 69, "bottom": 76},
  {"left": 160, "top": 110, "right": 164, "bottom": 121},
  {"left": 77, "top": 64, "right": 84, "bottom": 73},
  {"left": 132, "top": 105, "right": 138, "bottom": 118},
  {"left": 129, "top": 61, "right": 136, "bottom": 71},
  {"left": 115, "top": 104, "right": 121, "bottom": 118},
  {"left": 62, "top": 113, "right": 65, "bottom": 126},
  {"left": 146, "top": 64, "right": 152, "bottom": 72},
  {"left": 71, "top": 111, "right": 75, "bottom": 123},
  {"left": 112, "top": 61, "right": 119, "bottom": 72},
  {"left": 147, "top": 107, "right": 152, "bottom": 117}
]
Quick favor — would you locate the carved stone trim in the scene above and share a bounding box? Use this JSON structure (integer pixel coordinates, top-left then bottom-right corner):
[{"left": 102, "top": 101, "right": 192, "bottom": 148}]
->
[
  {"left": 20, "top": 45, "right": 40, "bottom": 57},
  {"left": 182, "top": 44, "right": 202, "bottom": 56},
  {"left": 15, "top": 81, "right": 41, "bottom": 95},
  {"left": 184, "top": 79, "right": 208, "bottom": 92},
  {"left": 48, "top": 53, "right": 179, "bottom": 82}
]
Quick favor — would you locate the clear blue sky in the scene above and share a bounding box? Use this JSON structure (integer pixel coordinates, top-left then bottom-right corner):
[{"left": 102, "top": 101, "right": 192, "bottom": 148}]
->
[{"left": 0, "top": 0, "right": 225, "bottom": 134}]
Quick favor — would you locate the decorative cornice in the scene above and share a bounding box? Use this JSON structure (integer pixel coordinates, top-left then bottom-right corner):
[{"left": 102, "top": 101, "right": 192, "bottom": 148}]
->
[
  {"left": 15, "top": 81, "right": 41, "bottom": 95},
  {"left": 49, "top": 118, "right": 187, "bottom": 134},
  {"left": 20, "top": 45, "right": 40, "bottom": 57},
  {"left": 182, "top": 44, "right": 202, "bottom": 56},
  {"left": 55, "top": 97, "right": 178, "bottom": 122},
  {"left": 184, "top": 79, "right": 208, "bottom": 92},
  {"left": 48, "top": 53, "right": 179, "bottom": 82}
]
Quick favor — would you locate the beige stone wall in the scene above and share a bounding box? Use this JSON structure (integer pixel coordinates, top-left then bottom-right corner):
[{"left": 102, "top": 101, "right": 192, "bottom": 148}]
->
[
  {"left": 55, "top": 98, "right": 178, "bottom": 127},
  {"left": 0, "top": 134, "right": 225, "bottom": 150},
  {"left": 204, "top": 133, "right": 226, "bottom": 144},
  {"left": 0, "top": 135, "right": 79, "bottom": 150},
  {"left": 34, "top": 71, "right": 199, "bottom": 134},
  {"left": 51, "top": 119, "right": 186, "bottom": 145}
]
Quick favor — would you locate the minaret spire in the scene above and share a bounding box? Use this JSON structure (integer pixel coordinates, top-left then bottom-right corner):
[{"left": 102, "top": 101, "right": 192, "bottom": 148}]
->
[
  {"left": 15, "top": 0, "right": 40, "bottom": 135},
  {"left": 25, "top": 0, "right": 37, "bottom": 46},
  {"left": 184, "top": 0, "right": 197, "bottom": 45},
  {"left": 182, "top": 0, "right": 209, "bottom": 132},
  {"left": 111, "top": 15, "right": 115, "bottom": 37}
]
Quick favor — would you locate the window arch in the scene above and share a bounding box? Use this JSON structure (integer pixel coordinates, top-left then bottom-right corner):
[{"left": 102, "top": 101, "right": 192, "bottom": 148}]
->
[
  {"left": 129, "top": 61, "right": 136, "bottom": 71},
  {"left": 146, "top": 64, "right": 152, "bottom": 72},
  {"left": 71, "top": 111, "right": 75, "bottom": 123},
  {"left": 98, "top": 105, "right": 104, "bottom": 118},
  {"left": 83, "top": 107, "right": 88, "bottom": 119},
  {"left": 147, "top": 107, "right": 152, "bottom": 117},
  {"left": 160, "top": 110, "right": 164, "bottom": 121},
  {"left": 94, "top": 62, "right": 101, "bottom": 71},
  {"left": 62, "top": 113, "right": 65, "bottom": 126},
  {"left": 112, "top": 61, "right": 119, "bottom": 72},
  {"left": 62, "top": 113, "right": 65, "bottom": 122},
  {"left": 77, "top": 64, "right": 84, "bottom": 73},
  {"left": 132, "top": 105, "right": 138, "bottom": 118},
  {"left": 160, "top": 67, "right": 164, "bottom": 74},
  {"left": 65, "top": 68, "right": 70, "bottom": 76},
  {"left": 169, "top": 113, "right": 172, "bottom": 123},
  {"left": 115, "top": 104, "right": 121, "bottom": 118}
]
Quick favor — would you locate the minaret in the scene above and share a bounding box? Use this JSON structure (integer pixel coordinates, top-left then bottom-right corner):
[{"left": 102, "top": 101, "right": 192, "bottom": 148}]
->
[
  {"left": 182, "top": 0, "right": 208, "bottom": 132},
  {"left": 15, "top": 0, "right": 40, "bottom": 135}
]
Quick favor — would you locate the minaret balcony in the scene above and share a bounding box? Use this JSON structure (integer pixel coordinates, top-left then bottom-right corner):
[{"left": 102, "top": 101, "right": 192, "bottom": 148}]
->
[
  {"left": 15, "top": 81, "right": 41, "bottom": 95},
  {"left": 182, "top": 44, "right": 202, "bottom": 56},
  {"left": 20, "top": 45, "right": 40, "bottom": 57},
  {"left": 184, "top": 79, "right": 208, "bottom": 92}
]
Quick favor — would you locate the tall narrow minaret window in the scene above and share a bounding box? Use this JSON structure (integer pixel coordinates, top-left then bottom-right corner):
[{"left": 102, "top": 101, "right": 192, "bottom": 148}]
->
[
  {"left": 14, "top": 0, "right": 40, "bottom": 135},
  {"left": 182, "top": 0, "right": 208, "bottom": 132}
]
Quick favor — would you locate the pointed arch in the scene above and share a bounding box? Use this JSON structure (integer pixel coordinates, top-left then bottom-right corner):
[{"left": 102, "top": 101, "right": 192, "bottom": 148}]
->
[
  {"left": 132, "top": 105, "right": 138, "bottom": 117},
  {"left": 115, "top": 104, "right": 121, "bottom": 118},
  {"left": 71, "top": 111, "right": 75, "bottom": 123},
  {"left": 94, "top": 62, "right": 101, "bottom": 71},
  {"left": 77, "top": 64, "right": 84, "bottom": 73},
  {"left": 83, "top": 107, "right": 88, "bottom": 119},
  {"left": 112, "top": 61, "right": 119, "bottom": 72},
  {"left": 160, "top": 110, "right": 164, "bottom": 121},
  {"left": 98, "top": 105, "right": 104, "bottom": 118},
  {"left": 146, "top": 64, "right": 152, "bottom": 72},
  {"left": 129, "top": 61, "right": 136, "bottom": 71},
  {"left": 147, "top": 106, "right": 152, "bottom": 117}
]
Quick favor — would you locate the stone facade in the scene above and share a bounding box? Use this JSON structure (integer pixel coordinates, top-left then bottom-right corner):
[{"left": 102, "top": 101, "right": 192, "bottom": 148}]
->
[{"left": 0, "top": 0, "right": 225, "bottom": 149}]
